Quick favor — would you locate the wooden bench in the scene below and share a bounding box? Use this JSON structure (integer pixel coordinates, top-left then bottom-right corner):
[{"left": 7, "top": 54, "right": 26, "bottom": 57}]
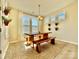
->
[
  {"left": 50, "top": 37, "right": 56, "bottom": 45},
  {"left": 24, "top": 32, "right": 56, "bottom": 53},
  {"left": 33, "top": 37, "right": 56, "bottom": 53}
]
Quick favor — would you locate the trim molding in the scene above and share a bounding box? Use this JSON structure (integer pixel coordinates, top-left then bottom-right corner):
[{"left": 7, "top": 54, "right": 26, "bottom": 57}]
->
[
  {"left": 45, "top": 0, "right": 77, "bottom": 16},
  {"left": 9, "top": 37, "right": 78, "bottom": 45},
  {"left": 56, "top": 39, "right": 78, "bottom": 45},
  {"left": 9, "top": 39, "right": 78, "bottom": 45},
  {"left": 9, "top": 40, "right": 25, "bottom": 44},
  {"left": 2, "top": 42, "right": 9, "bottom": 59}
]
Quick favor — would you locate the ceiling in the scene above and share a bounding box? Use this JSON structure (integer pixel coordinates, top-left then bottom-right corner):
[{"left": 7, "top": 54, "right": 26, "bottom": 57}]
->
[{"left": 7, "top": 0, "right": 75, "bottom": 16}]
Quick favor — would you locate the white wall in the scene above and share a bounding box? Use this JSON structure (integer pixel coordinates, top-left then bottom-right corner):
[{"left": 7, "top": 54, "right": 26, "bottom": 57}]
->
[
  {"left": 8, "top": 9, "right": 19, "bottom": 43},
  {"left": 0, "top": 13, "right": 9, "bottom": 59},
  {"left": 0, "top": 1, "right": 1, "bottom": 58},
  {"left": 8, "top": 9, "right": 44, "bottom": 43},
  {"left": 43, "top": 1, "right": 78, "bottom": 44},
  {"left": 0, "top": 0, "right": 10, "bottom": 59},
  {"left": 1, "top": 26, "right": 9, "bottom": 59}
]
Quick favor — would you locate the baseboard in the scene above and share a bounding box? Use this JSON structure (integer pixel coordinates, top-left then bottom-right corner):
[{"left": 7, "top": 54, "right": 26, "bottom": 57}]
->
[
  {"left": 56, "top": 39, "right": 78, "bottom": 45},
  {"left": 9, "top": 40, "right": 25, "bottom": 44},
  {"left": 9, "top": 39, "right": 78, "bottom": 45},
  {"left": 2, "top": 42, "right": 9, "bottom": 59}
]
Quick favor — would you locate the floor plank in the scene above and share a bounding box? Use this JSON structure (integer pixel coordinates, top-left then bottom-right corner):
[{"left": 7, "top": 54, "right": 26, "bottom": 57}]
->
[{"left": 4, "top": 40, "right": 78, "bottom": 59}]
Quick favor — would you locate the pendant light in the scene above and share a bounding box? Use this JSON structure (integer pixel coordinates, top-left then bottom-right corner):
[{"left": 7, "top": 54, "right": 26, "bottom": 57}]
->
[{"left": 38, "top": 4, "right": 44, "bottom": 20}]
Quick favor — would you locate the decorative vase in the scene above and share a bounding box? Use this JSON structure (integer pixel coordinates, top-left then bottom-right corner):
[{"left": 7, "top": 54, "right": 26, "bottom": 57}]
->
[
  {"left": 55, "top": 27, "right": 59, "bottom": 31},
  {"left": 4, "top": 20, "right": 11, "bottom": 26},
  {"left": 3, "top": 8, "right": 10, "bottom": 15},
  {"left": 2, "top": 16, "right": 11, "bottom": 26},
  {"left": 48, "top": 28, "right": 51, "bottom": 31},
  {"left": 48, "top": 24, "right": 51, "bottom": 26},
  {"left": 55, "top": 22, "right": 59, "bottom": 26}
]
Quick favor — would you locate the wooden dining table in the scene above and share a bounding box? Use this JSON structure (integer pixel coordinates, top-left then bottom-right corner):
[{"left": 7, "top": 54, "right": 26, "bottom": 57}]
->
[{"left": 24, "top": 32, "right": 55, "bottom": 53}]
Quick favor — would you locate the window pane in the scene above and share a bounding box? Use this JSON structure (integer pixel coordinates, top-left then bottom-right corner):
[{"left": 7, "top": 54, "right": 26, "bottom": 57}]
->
[
  {"left": 44, "top": 16, "right": 50, "bottom": 24},
  {"left": 32, "top": 26, "right": 38, "bottom": 33},
  {"left": 21, "top": 16, "right": 30, "bottom": 34},
  {"left": 32, "top": 17, "right": 38, "bottom": 26},
  {"left": 22, "top": 25, "right": 29, "bottom": 33},
  {"left": 32, "top": 17, "right": 38, "bottom": 33},
  {"left": 22, "top": 16, "right": 30, "bottom": 25}
]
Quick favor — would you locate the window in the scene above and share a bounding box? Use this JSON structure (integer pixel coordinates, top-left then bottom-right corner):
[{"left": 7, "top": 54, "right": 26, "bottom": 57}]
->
[
  {"left": 57, "top": 12, "right": 65, "bottom": 21},
  {"left": 21, "top": 16, "right": 38, "bottom": 34},
  {"left": 32, "top": 17, "right": 38, "bottom": 33},
  {"left": 44, "top": 16, "right": 50, "bottom": 24},
  {"left": 21, "top": 16, "right": 30, "bottom": 34}
]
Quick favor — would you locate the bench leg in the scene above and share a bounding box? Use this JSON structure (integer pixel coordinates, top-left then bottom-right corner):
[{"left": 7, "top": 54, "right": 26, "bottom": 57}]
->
[
  {"left": 32, "top": 43, "right": 34, "bottom": 49},
  {"left": 51, "top": 38, "right": 55, "bottom": 45},
  {"left": 36, "top": 43, "right": 41, "bottom": 53}
]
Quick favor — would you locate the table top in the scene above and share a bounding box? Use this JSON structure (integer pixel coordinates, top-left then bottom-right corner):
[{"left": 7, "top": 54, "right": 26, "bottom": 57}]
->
[{"left": 24, "top": 32, "right": 52, "bottom": 36}]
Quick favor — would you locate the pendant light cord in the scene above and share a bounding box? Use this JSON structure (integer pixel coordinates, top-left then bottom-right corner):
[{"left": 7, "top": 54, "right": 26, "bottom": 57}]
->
[{"left": 38, "top": 4, "right": 40, "bottom": 16}]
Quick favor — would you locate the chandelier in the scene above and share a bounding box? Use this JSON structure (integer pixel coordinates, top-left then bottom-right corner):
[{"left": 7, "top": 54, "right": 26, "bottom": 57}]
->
[{"left": 38, "top": 4, "right": 44, "bottom": 20}]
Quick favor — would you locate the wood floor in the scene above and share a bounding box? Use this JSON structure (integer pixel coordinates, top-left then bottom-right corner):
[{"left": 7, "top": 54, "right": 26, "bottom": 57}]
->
[{"left": 4, "top": 40, "right": 78, "bottom": 59}]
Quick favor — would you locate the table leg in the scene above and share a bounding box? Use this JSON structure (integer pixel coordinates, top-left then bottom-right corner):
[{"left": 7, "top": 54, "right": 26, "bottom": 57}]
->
[
  {"left": 51, "top": 38, "right": 55, "bottom": 45},
  {"left": 36, "top": 43, "right": 41, "bottom": 53},
  {"left": 33, "top": 43, "right": 34, "bottom": 48}
]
